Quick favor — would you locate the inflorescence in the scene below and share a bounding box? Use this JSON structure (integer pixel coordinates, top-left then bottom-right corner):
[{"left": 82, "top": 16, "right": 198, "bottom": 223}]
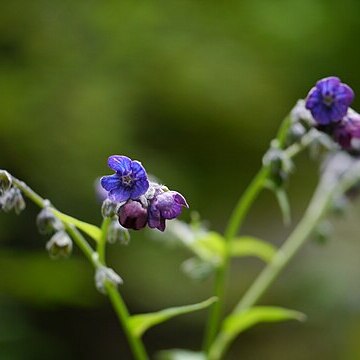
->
[
  {"left": 100, "top": 155, "right": 189, "bottom": 231},
  {"left": 305, "top": 76, "right": 360, "bottom": 154}
]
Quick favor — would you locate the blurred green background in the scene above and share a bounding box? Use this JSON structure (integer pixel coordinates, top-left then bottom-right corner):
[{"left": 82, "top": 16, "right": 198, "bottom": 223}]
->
[{"left": 1, "top": 1, "right": 360, "bottom": 359}]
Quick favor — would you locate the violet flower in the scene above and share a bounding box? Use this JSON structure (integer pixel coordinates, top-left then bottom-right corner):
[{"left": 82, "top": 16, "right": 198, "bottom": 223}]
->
[
  {"left": 148, "top": 191, "right": 189, "bottom": 232},
  {"left": 305, "top": 77, "right": 354, "bottom": 125},
  {"left": 333, "top": 110, "right": 360, "bottom": 151},
  {"left": 101, "top": 156, "right": 149, "bottom": 202}
]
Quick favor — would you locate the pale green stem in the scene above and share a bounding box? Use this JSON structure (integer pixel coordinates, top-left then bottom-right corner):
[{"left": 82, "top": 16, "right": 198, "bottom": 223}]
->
[
  {"left": 11, "top": 175, "right": 148, "bottom": 360},
  {"left": 208, "top": 160, "right": 360, "bottom": 360},
  {"left": 98, "top": 217, "right": 149, "bottom": 360},
  {"left": 202, "top": 122, "right": 312, "bottom": 351}
]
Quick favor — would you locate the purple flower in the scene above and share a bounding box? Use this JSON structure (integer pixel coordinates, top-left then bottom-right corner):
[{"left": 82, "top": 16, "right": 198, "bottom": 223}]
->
[
  {"left": 148, "top": 191, "right": 189, "bottom": 232},
  {"left": 305, "top": 77, "right": 354, "bottom": 125},
  {"left": 101, "top": 156, "right": 149, "bottom": 202},
  {"left": 118, "top": 200, "right": 148, "bottom": 230},
  {"left": 333, "top": 110, "right": 360, "bottom": 151}
]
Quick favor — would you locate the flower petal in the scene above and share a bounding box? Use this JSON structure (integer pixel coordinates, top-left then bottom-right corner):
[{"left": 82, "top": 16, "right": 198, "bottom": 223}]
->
[
  {"left": 109, "top": 187, "right": 132, "bottom": 202},
  {"left": 101, "top": 174, "right": 121, "bottom": 191},
  {"left": 173, "top": 192, "right": 189, "bottom": 208},
  {"left": 131, "top": 160, "right": 148, "bottom": 180},
  {"left": 130, "top": 178, "right": 149, "bottom": 199},
  {"left": 108, "top": 156, "right": 132, "bottom": 174}
]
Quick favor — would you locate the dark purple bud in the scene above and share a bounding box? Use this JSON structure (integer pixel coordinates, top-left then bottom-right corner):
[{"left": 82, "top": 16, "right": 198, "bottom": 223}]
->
[
  {"left": 333, "top": 110, "right": 360, "bottom": 152},
  {"left": 148, "top": 191, "right": 189, "bottom": 232},
  {"left": 118, "top": 200, "right": 148, "bottom": 230},
  {"left": 305, "top": 77, "right": 354, "bottom": 125}
]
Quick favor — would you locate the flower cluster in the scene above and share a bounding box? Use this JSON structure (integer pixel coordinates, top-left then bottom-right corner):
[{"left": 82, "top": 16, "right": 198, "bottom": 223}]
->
[
  {"left": 101, "top": 155, "right": 188, "bottom": 231},
  {"left": 305, "top": 76, "right": 360, "bottom": 154}
]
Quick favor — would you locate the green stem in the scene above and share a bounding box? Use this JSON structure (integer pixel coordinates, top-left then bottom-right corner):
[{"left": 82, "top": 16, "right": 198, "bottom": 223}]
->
[
  {"left": 98, "top": 218, "right": 149, "bottom": 360},
  {"left": 203, "top": 115, "right": 304, "bottom": 351},
  {"left": 106, "top": 282, "right": 149, "bottom": 360},
  {"left": 208, "top": 159, "right": 360, "bottom": 360},
  {"left": 11, "top": 175, "right": 149, "bottom": 360},
  {"left": 202, "top": 168, "right": 269, "bottom": 351}
]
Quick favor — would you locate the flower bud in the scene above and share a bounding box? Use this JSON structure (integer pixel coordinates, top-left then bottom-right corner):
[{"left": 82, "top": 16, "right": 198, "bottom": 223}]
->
[
  {"left": 107, "top": 219, "right": 130, "bottom": 245},
  {"left": 313, "top": 221, "right": 333, "bottom": 245},
  {"left": 118, "top": 200, "right": 148, "bottom": 230},
  {"left": 0, "top": 170, "right": 12, "bottom": 193},
  {"left": 287, "top": 123, "right": 306, "bottom": 144},
  {"left": 101, "top": 198, "right": 118, "bottom": 218},
  {"left": 37, "top": 207, "right": 63, "bottom": 235},
  {"left": 95, "top": 266, "right": 123, "bottom": 294},
  {"left": 0, "top": 188, "right": 26, "bottom": 214},
  {"left": 46, "top": 230, "right": 73, "bottom": 258}
]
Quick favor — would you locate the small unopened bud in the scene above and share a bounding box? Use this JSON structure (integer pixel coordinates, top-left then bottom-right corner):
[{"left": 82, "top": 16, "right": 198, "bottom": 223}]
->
[
  {"left": 37, "top": 207, "right": 63, "bottom": 235},
  {"left": 0, "top": 188, "right": 26, "bottom": 214},
  {"left": 263, "top": 147, "right": 293, "bottom": 187},
  {"left": 107, "top": 219, "right": 130, "bottom": 245},
  {"left": 46, "top": 230, "right": 73, "bottom": 258},
  {"left": 0, "top": 170, "right": 12, "bottom": 193},
  {"left": 101, "top": 198, "right": 118, "bottom": 218},
  {"left": 118, "top": 200, "right": 148, "bottom": 230},
  {"left": 313, "top": 221, "right": 333, "bottom": 245},
  {"left": 95, "top": 266, "right": 123, "bottom": 294},
  {"left": 288, "top": 123, "right": 306, "bottom": 144}
]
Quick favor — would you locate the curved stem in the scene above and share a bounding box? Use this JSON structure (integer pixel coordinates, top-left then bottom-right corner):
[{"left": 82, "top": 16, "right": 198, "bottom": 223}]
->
[
  {"left": 203, "top": 115, "right": 298, "bottom": 351},
  {"left": 202, "top": 168, "right": 268, "bottom": 350},
  {"left": 10, "top": 175, "right": 149, "bottom": 360},
  {"left": 209, "top": 159, "right": 360, "bottom": 360},
  {"left": 98, "top": 218, "right": 149, "bottom": 360}
]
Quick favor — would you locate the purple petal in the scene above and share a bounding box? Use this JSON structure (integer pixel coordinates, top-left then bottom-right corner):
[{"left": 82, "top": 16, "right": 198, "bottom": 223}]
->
[
  {"left": 131, "top": 160, "right": 148, "bottom": 180},
  {"left": 101, "top": 174, "right": 121, "bottom": 191},
  {"left": 161, "top": 203, "right": 183, "bottom": 219},
  {"left": 305, "top": 87, "right": 321, "bottom": 110},
  {"left": 109, "top": 187, "right": 132, "bottom": 202},
  {"left": 174, "top": 192, "right": 189, "bottom": 208},
  {"left": 317, "top": 76, "right": 340, "bottom": 95},
  {"left": 148, "top": 206, "right": 161, "bottom": 229},
  {"left": 130, "top": 178, "right": 149, "bottom": 199},
  {"left": 335, "top": 84, "right": 355, "bottom": 105},
  {"left": 108, "top": 156, "right": 132, "bottom": 174}
]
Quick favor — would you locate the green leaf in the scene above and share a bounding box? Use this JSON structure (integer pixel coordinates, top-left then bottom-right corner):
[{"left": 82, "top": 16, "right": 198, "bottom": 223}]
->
[
  {"left": 230, "top": 237, "right": 276, "bottom": 263},
  {"left": 157, "top": 349, "right": 206, "bottom": 360},
  {"left": 129, "top": 297, "right": 217, "bottom": 337},
  {"left": 189, "top": 232, "right": 225, "bottom": 264},
  {"left": 223, "top": 306, "right": 306, "bottom": 341},
  {"left": 51, "top": 209, "right": 102, "bottom": 242}
]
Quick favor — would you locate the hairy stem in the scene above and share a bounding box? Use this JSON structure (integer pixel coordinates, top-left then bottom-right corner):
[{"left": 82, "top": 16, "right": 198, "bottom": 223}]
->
[
  {"left": 208, "top": 158, "right": 360, "bottom": 360},
  {"left": 11, "top": 175, "right": 149, "bottom": 360},
  {"left": 202, "top": 115, "right": 308, "bottom": 351}
]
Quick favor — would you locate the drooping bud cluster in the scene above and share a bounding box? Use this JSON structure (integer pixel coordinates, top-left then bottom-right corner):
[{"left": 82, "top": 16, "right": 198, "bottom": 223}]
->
[
  {"left": 305, "top": 77, "right": 360, "bottom": 154},
  {"left": 36, "top": 201, "right": 73, "bottom": 258},
  {"left": 0, "top": 171, "right": 26, "bottom": 215},
  {"left": 100, "top": 155, "right": 189, "bottom": 232}
]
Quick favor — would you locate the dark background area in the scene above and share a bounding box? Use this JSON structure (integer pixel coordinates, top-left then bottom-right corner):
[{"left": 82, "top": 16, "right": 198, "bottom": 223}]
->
[{"left": 1, "top": 1, "right": 360, "bottom": 359}]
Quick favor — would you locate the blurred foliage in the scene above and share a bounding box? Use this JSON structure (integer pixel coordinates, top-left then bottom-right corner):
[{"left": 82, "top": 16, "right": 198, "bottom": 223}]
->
[{"left": 1, "top": 0, "right": 360, "bottom": 359}]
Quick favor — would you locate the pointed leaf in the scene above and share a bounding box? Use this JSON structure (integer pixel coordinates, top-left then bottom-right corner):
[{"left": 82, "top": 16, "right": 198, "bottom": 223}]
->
[
  {"left": 51, "top": 209, "right": 101, "bottom": 242},
  {"left": 189, "top": 232, "right": 225, "bottom": 265},
  {"left": 157, "top": 349, "right": 206, "bottom": 360},
  {"left": 230, "top": 237, "right": 276, "bottom": 263},
  {"left": 130, "top": 297, "right": 217, "bottom": 337},
  {"left": 223, "top": 306, "right": 306, "bottom": 341}
]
